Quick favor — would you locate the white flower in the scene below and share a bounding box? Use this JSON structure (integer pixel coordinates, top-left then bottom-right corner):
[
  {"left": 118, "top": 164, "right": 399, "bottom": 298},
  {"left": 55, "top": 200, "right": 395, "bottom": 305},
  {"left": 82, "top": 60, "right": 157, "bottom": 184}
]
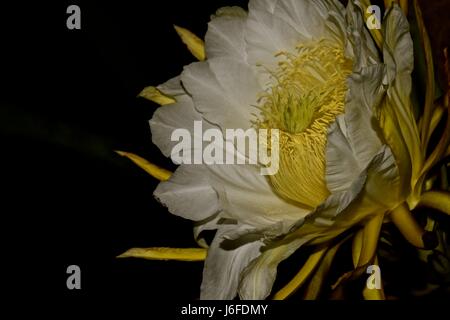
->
[{"left": 142, "top": 0, "right": 427, "bottom": 299}]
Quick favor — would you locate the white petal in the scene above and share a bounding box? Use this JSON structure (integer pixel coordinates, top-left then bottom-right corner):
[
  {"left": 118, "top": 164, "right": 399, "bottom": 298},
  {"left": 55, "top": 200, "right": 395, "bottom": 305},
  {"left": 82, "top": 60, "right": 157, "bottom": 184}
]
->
[
  {"left": 379, "top": 3, "right": 421, "bottom": 202},
  {"left": 383, "top": 4, "right": 414, "bottom": 82},
  {"left": 273, "top": 0, "right": 345, "bottom": 41},
  {"left": 181, "top": 58, "right": 262, "bottom": 131},
  {"left": 345, "top": 0, "right": 380, "bottom": 70},
  {"left": 238, "top": 237, "right": 309, "bottom": 300},
  {"left": 205, "top": 164, "right": 309, "bottom": 229},
  {"left": 326, "top": 64, "right": 386, "bottom": 193},
  {"left": 325, "top": 118, "right": 361, "bottom": 193},
  {"left": 309, "top": 166, "right": 368, "bottom": 227},
  {"left": 245, "top": 3, "right": 303, "bottom": 73},
  {"left": 248, "top": 0, "right": 277, "bottom": 14},
  {"left": 324, "top": 8, "right": 347, "bottom": 45},
  {"left": 149, "top": 95, "right": 211, "bottom": 158},
  {"left": 156, "top": 75, "right": 185, "bottom": 97},
  {"left": 205, "top": 10, "right": 247, "bottom": 61},
  {"left": 345, "top": 65, "right": 385, "bottom": 165},
  {"left": 153, "top": 165, "right": 220, "bottom": 221},
  {"left": 200, "top": 226, "right": 263, "bottom": 300},
  {"left": 193, "top": 213, "right": 223, "bottom": 248}
]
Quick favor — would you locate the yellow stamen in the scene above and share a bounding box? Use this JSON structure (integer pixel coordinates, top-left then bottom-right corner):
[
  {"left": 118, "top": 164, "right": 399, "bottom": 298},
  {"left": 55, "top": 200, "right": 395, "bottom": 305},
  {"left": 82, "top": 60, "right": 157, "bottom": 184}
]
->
[
  {"left": 138, "top": 86, "right": 176, "bottom": 105},
  {"left": 258, "top": 39, "right": 352, "bottom": 208},
  {"left": 117, "top": 247, "right": 206, "bottom": 261},
  {"left": 174, "top": 25, "right": 206, "bottom": 61},
  {"left": 116, "top": 151, "right": 172, "bottom": 181}
]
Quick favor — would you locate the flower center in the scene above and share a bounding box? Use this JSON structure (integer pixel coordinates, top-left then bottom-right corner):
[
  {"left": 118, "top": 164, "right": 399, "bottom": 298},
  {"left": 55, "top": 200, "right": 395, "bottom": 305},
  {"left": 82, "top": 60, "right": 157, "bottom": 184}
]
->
[{"left": 257, "top": 39, "right": 352, "bottom": 209}]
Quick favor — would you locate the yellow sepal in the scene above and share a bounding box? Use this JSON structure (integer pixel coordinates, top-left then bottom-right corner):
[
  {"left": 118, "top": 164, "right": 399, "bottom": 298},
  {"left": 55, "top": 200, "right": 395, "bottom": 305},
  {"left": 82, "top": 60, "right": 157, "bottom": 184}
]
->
[
  {"left": 390, "top": 203, "right": 426, "bottom": 248},
  {"left": 419, "top": 191, "right": 450, "bottom": 216},
  {"left": 357, "top": 214, "right": 384, "bottom": 267},
  {"left": 116, "top": 151, "right": 172, "bottom": 181},
  {"left": 138, "top": 86, "right": 176, "bottom": 105},
  {"left": 174, "top": 25, "right": 206, "bottom": 61},
  {"left": 117, "top": 247, "right": 206, "bottom": 261},
  {"left": 272, "top": 247, "right": 327, "bottom": 300},
  {"left": 414, "top": 0, "right": 436, "bottom": 151},
  {"left": 303, "top": 236, "right": 350, "bottom": 300}
]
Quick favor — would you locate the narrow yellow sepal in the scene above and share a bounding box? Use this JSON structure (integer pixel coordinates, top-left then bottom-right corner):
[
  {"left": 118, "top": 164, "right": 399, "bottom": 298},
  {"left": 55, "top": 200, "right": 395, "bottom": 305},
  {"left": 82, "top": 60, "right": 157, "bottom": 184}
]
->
[
  {"left": 399, "top": 0, "right": 408, "bottom": 16},
  {"left": 352, "top": 229, "right": 364, "bottom": 268},
  {"left": 390, "top": 203, "right": 425, "bottom": 248},
  {"left": 272, "top": 247, "right": 327, "bottom": 300},
  {"left": 420, "top": 100, "right": 449, "bottom": 179},
  {"left": 383, "top": 0, "right": 408, "bottom": 15},
  {"left": 357, "top": 214, "right": 384, "bottom": 266},
  {"left": 138, "top": 86, "right": 176, "bottom": 105},
  {"left": 429, "top": 104, "right": 445, "bottom": 140},
  {"left": 304, "top": 236, "right": 350, "bottom": 300},
  {"left": 174, "top": 25, "right": 206, "bottom": 61},
  {"left": 116, "top": 151, "right": 172, "bottom": 181},
  {"left": 419, "top": 191, "right": 450, "bottom": 216},
  {"left": 414, "top": 0, "right": 436, "bottom": 151},
  {"left": 419, "top": 49, "right": 450, "bottom": 180},
  {"left": 329, "top": 217, "right": 383, "bottom": 298},
  {"left": 117, "top": 247, "right": 207, "bottom": 261},
  {"left": 383, "top": 0, "right": 394, "bottom": 9}
]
